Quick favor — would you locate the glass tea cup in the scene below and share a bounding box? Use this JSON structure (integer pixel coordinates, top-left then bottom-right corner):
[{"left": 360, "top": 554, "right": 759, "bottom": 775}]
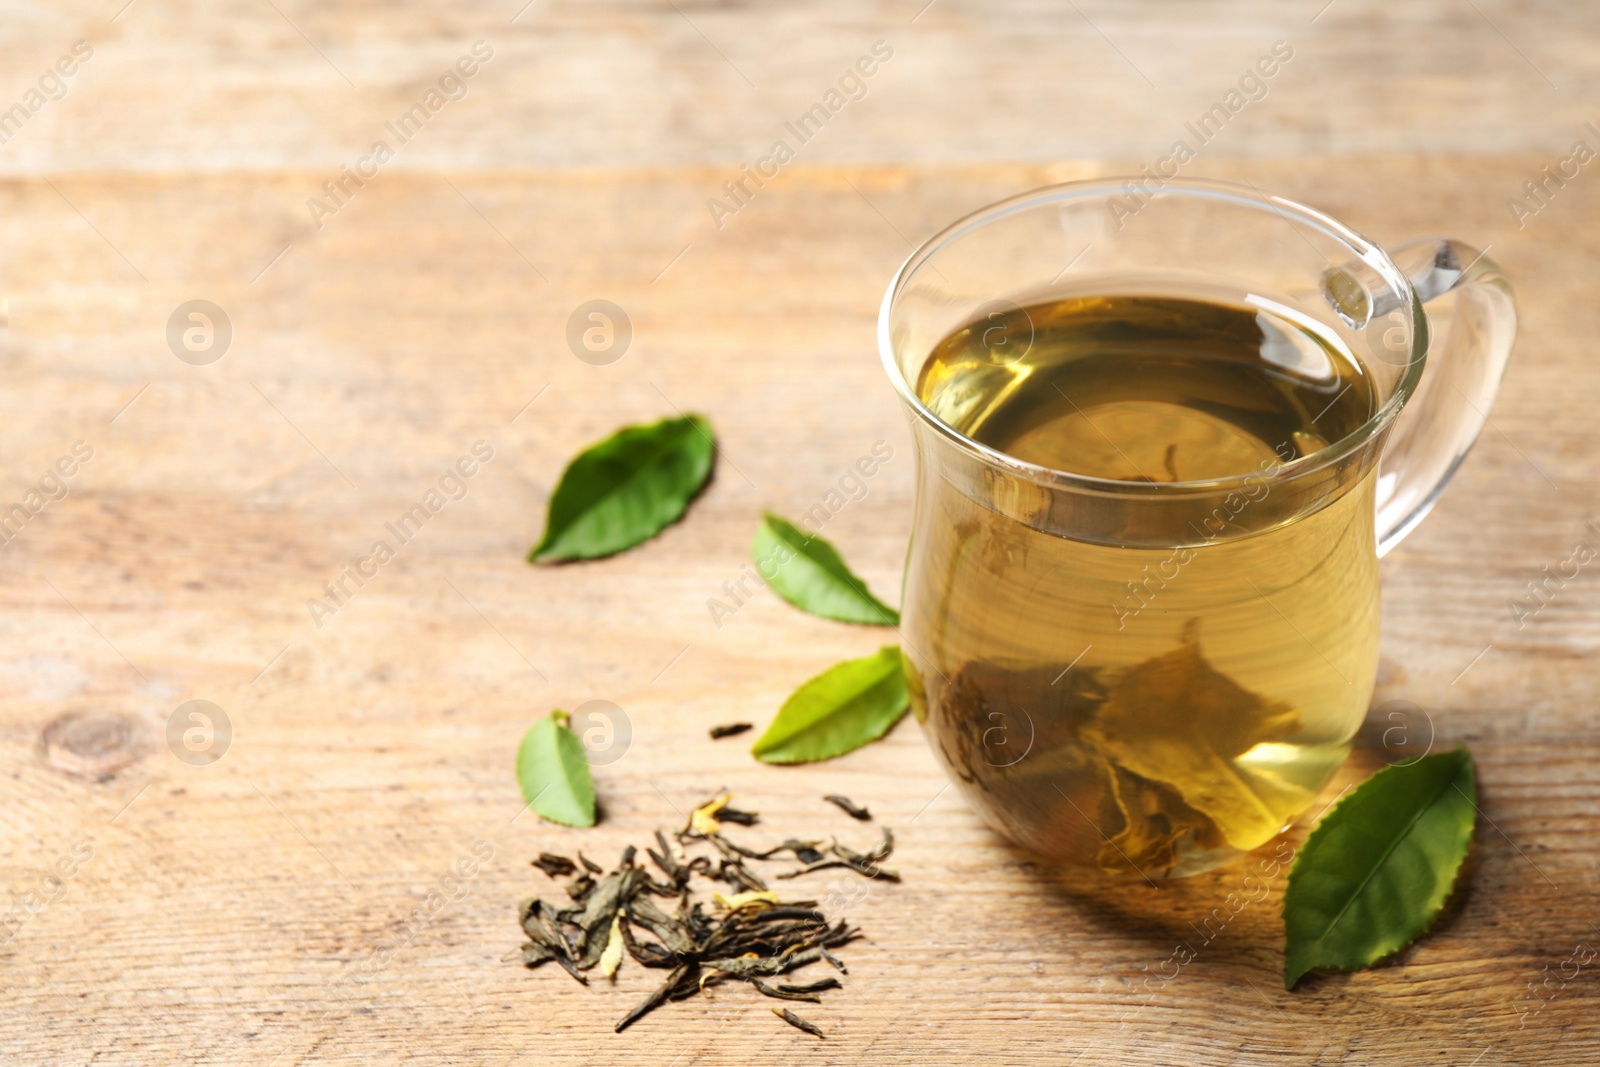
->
[{"left": 878, "top": 178, "right": 1515, "bottom": 877}]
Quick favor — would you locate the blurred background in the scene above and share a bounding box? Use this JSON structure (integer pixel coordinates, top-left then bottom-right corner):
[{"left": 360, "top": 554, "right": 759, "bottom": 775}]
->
[{"left": 0, "top": 1, "right": 1591, "bottom": 167}]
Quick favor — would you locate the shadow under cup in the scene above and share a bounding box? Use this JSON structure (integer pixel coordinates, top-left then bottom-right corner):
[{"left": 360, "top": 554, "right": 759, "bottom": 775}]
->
[{"left": 877, "top": 179, "right": 1501, "bottom": 878}]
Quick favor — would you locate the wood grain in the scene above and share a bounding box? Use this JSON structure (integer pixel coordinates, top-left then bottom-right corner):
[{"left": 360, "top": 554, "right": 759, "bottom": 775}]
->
[
  {"left": 1, "top": 107, "right": 1599, "bottom": 1067},
  {"left": 1, "top": 1, "right": 1597, "bottom": 175}
]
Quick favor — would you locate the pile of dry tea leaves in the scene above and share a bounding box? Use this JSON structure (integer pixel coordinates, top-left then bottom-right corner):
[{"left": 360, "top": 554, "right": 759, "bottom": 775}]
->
[{"left": 514, "top": 793, "right": 897, "bottom": 1035}]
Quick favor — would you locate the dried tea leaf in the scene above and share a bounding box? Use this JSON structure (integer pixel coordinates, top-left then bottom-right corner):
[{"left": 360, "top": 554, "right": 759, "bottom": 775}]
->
[
  {"left": 647, "top": 829, "right": 687, "bottom": 885},
  {"left": 619, "top": 911, "right": 678, "bottom": 968},
  {"left": 516, "top": 710, "right": 596, "bottom": 828},
  {"left": 519, "top": 942, "right": 556, "bottom": 968},
  {"left": 752, "top": 646, "right": 910, "bottom": 764},
  {"left": 776, "top": 858, "right": 900, "bottom": 883},
  {"left": 780, "top": 977, "right": 842, "bottom": 995},
  {"left": 791, "top": 841, "right": 826, "bottom": 864},
  {"left": 626, "top": 895, "right": 696, "bottom": 956},
  {"left": 716, "top": 858, "right": 770, "bottom": 893},
  {"left": 571, "top": 870, "right": 633, "bottom": 968},
  {"left": 1079, "top": 621, "right": 1306, "bottom": 851},
  {"left": 834, "top": 827, "right": 894, "bottom": 866},
  {"left": 750, "top": 977, "right": 823, "bottom": 1003},
  {"left": 751, "top": 512, "right": 898, "bottom": 625},
  {"left": 518, "top": 796, "right": 889, "bottom": 1033},
  {"left": 772, "top": 1006, "right": 826, "bottom": 1038},
  {"left": 529, "top": 414, "right": 715, "bottom": 563},
  {"left": 732, "top": 838, "right": 825, "bottom": 864},
  {"left": 709, "top": 722, "right": 752, "bottom": 739},
  {"left": 616, "top": 962, "right": 698, "bottom": 1032},
  {"left": 712, "top": 890, "right": 779, "bottom": 911},
  {"left": 532, "top": 852, "right": 577, "bottom": 878},
  {"left": 518, "top": 898, "right": 565, "bottom": 955},
  {"left": 552, "top": 954, "right": 589, "bottom": 985},
  {"left": 823, "top": 795, "right": 871, "bottom": 821},
  {"left": 1283, "top": 748, "right": 1477, "bottom": 989},
  {"left": 704, "top": 950, "right": 821, "bottom": 978},
  {"left": 713, "top": 805, "right": 759, "bottom": 827},
  {"left": 599, "top": 913, "right": 626, "bottom": 979},
  {"left": 687, "top": 793, "right": 731, "bottom": 837}
]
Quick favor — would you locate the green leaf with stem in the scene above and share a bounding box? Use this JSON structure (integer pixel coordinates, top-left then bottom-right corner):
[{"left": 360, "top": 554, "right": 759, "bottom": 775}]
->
[{"left": 517, "top": 710, "right": 597, "bottom": 827}]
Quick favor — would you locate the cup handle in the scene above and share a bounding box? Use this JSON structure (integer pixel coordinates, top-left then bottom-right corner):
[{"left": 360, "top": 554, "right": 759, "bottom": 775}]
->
[{"left": 1368, "top": 238, "right": 1517, "bottom": 556}]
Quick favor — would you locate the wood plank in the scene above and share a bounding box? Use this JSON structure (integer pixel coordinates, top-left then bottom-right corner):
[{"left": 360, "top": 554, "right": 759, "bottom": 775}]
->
[
  {"left": 1, "top": 2, "right": 1596, "bottom": 174},
  {"left": 0, "top": 156, "right": 1597, "bottom": 1066}
]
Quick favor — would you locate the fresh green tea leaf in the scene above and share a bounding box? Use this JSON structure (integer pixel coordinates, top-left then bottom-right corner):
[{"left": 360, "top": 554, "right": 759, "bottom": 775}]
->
[
  {"left": 530, "top": 414, "right": 715, "bottom": 562},
  {"left": 752, "top": 646, "right": 909, "bottom": 764},
  {"left": 517, "top": 710, "right": 597, "bottom": 827},
  {"left": 1282, "top": 747, "right": 1476, "bottom": 989},
  {"left": 750, "top": 512, "right": 898, "bottom": 625}
]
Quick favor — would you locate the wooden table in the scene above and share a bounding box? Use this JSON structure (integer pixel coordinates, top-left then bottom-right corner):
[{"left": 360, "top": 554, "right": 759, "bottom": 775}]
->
[{"left": 3, "top": 5, "right": 1598, "bottom": 1065}]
